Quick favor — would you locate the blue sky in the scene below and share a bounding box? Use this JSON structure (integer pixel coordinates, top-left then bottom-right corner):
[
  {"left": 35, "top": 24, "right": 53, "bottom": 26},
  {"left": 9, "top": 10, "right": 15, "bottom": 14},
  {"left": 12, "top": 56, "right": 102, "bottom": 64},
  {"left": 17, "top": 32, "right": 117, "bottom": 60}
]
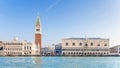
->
[{"left": 0, "top": 0, "right": 120, "bottom": 47}]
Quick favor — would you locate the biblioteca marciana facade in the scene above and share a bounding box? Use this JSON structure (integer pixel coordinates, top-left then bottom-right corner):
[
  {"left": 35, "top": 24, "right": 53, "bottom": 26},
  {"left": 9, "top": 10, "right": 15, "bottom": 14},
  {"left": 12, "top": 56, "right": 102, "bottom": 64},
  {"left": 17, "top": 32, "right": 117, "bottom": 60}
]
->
[
  {"left": 3, "top": 37, "right": 40, "bottom": 56},
  {"left": 62, "top": 38, "right": 109, "bottom": 56}
]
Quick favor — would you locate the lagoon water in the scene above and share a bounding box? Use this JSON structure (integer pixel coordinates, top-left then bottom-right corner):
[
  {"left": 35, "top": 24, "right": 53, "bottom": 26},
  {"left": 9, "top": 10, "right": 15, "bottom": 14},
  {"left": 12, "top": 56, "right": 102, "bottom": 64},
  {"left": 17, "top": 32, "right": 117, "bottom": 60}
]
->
[{"left": 0, "top": 57, "right": 120, "bottom": 68}]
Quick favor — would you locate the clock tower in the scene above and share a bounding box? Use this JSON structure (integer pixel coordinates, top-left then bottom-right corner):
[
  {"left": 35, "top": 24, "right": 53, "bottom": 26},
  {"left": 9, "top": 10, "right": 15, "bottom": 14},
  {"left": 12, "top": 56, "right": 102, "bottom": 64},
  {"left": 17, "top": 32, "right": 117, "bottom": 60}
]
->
[{"left": 35, "top": 16, "right": 42, "bottom": 51}]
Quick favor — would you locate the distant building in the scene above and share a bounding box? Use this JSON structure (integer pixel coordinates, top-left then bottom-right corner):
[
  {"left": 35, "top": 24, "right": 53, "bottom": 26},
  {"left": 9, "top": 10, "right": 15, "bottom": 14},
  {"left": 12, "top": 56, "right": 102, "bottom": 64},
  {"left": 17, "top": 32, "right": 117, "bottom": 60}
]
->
[
  {"left": 54, "top": 43, "right": 62, "bottom": 56},
  {"left": 51, "top": 44, "right": 55, "bottom": 56},
  {"left": 62, "top": 38, "right": 110, "bottom": 56},
  {"left": 41, "top": 47, "right": 51, "bottom": 56},
  {"left": 110, "top": 45, "right": 120, "bottom": 55},
  {"left": 41, "top": 45, "right": 55, "bottom": 56}
]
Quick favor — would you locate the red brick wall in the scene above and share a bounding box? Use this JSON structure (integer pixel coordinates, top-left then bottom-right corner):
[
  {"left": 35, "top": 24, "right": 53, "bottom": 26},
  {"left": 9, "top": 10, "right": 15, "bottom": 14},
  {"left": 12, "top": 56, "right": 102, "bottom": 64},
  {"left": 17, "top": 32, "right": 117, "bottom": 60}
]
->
[{"left": 35, "top": 34, "right": 42, "bottom": 49}]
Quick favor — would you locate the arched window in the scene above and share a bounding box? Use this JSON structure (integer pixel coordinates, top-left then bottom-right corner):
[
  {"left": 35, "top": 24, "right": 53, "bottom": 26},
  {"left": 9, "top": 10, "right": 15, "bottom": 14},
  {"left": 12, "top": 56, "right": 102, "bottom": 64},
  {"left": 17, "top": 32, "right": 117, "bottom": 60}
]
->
[
  {"left": 85, "top": 53, "right": 86, "bottom": 55},
  {"left": 63, "top": 52, "right": 65, "bottom": 55},
  {"left": 104, "top": 44, "right": 107, "bottom": 46},
  {"left": 85, "top": 43, "right": 88, "bottom": 46},
  {"left": 30, "top": 52, "right": 31, "bottom": 54},
  {"left": 79, "top": 52, "right": 81, "bottom": 54},
  {"left": 79, "top": 43, "right": 82, "bottom": 46},
  {"left": 91, "top": 43, "right": 93, "bottom": 46},
  {"left": 93, "top": 52, "right": 94, "bottom": 55},
  {"left": 104, "top": 52, "right": 106, "bottom": 54},
  {"left": 66, "top": 43, "right": 68, "bottom": 46},
  {"left": 77, "top": 52, "right": 78, "bottom": 54},
  {"left": 71, "top": 52, "right": 73, "bottom": 54},
  {"left": 96, "top": 52, "right": 97, "bottom": 54},
  {"left": 24, "top": 52, "right": 26, "bottom": 55},
  {"left": 73, "top": 43, "right": 75, "bottom": 46},
  {"left": 69, "top": 52, "right": 70, "bottom": 54},
  {"left": 74, "top": 52, "right": 75, "bottom": 55},
  {"left": 30, "top": 47, "right": 31, "bottom": 50},
  {"left": 87, "top": 52, "right": 89, "bottom": 55}
]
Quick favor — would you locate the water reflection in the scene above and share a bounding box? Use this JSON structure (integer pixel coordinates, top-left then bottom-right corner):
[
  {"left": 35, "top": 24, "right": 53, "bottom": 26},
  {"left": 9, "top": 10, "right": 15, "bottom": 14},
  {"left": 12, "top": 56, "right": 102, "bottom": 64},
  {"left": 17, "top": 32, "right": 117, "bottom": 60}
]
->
[{"left": 32, "top": 57, "right": 41, "bottom": 68}]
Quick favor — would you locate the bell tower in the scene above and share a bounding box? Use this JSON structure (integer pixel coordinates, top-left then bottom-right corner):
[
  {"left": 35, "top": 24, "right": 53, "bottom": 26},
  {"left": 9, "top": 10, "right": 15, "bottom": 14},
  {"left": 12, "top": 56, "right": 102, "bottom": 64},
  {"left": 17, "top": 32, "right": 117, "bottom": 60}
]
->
[{"left": 35, "top": 16, "right": 42, "bottom": 50}]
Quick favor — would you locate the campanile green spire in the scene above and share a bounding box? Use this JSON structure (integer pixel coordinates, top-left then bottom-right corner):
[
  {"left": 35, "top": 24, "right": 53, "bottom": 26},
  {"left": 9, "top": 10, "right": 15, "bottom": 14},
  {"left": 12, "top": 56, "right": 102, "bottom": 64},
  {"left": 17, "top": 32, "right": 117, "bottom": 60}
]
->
[{"left": 36, "top": 16, "right": 40, "bottom": 26}]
